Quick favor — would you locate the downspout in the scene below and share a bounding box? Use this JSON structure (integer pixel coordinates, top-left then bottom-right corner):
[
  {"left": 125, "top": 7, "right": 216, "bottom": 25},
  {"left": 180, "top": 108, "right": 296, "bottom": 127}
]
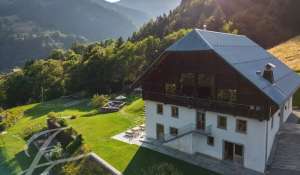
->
[{"left": 265, "top": 119, "right": 269, "bottom": 169}]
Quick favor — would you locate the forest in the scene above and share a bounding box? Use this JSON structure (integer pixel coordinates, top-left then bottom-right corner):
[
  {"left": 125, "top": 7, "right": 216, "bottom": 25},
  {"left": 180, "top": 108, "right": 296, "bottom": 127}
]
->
[{"left": 1, "top": 0, "right": 300, "bottom": 109}]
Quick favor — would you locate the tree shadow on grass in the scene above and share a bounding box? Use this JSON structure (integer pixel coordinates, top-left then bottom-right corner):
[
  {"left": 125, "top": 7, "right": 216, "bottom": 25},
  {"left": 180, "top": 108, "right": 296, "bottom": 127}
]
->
[
  {"left": 122, "top": 147, "right": 217, "bottom": 175},
  {"left": 24, "top": 99, "right": 93, "bottom": 119},
  {"left": 0, "top": 147, "right": 31, "bottom": 175}
]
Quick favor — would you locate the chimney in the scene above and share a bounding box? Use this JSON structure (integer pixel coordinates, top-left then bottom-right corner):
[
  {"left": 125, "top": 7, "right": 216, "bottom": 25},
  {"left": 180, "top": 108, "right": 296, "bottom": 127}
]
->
[
  {"left": 263, "top": 63, "right": 276, "bottom": 84},
  {"left": 203, "top": 24, "right": 207, "bottom": 30}
]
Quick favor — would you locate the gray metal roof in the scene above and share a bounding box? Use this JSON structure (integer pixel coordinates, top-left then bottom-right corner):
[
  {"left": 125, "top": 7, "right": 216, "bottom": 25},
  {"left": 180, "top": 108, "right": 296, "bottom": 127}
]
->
[{"left": 166, "top": 29, "right": 300, "bottom": 106}]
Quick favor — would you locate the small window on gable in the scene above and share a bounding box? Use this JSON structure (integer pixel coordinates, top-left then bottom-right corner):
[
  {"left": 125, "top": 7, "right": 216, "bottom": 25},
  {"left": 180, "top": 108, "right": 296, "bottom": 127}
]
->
[
  {"left": 207, "top": 136, "right": 214, "bottom": 146},
  {"left": 170, "top": 127, "right": 178, "bottom": 136},
  {"left": 165, "top": 83, "right": 176, "bottom": 95},
  {"left": 171, "top": 106, "right": 179, "bottom": 118},
  {"left": 157, "top": 104, "right": 163, "bottom": 115},
  {"left": 217, "top": 116, "right": 227, "bottom": 130},
  {"left": 236, "top": 119, "right": 247, "bottom": 134}
]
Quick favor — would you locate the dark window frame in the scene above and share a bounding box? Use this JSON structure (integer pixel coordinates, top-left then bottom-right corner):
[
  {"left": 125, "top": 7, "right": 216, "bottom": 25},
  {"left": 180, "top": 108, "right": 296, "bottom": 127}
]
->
[
  {"left": 236, "top": 119, "right": 247, "bottom": 134},
  {"left": 170, "top": 127, "right": 178, "bottom": 136},
  {"left": 157, "top": 104, "right": 163, "bottom": 115},
  {"left": 171, "top": 106, "right": 179, "bottom": 118},
  {"left": 207, "top": 136, "right": 214, "bottom": 146},
  {"left": 217, "top": 116, "right": 227, "bottom": 130}
]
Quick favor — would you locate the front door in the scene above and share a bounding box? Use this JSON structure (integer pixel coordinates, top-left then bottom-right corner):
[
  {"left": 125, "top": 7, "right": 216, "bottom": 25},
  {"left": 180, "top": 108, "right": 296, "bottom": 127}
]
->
[
  {"left": 224, "top": 141, "right": 244, "bottom": 165},
  {"left": 196, "top": 111, "right": 206, "bottom": 130},
  {"left": 156, "top": 123, "right": 165, "bottom": 141}
]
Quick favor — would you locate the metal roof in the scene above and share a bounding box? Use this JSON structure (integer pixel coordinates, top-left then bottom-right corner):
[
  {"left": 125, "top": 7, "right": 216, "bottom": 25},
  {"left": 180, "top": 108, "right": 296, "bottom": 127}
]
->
[{"left": 166, "top": 29, "right": 300, "bottom": 106}]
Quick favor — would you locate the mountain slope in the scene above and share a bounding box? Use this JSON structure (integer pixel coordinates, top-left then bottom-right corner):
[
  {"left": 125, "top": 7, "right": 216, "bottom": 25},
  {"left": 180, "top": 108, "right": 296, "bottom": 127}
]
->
[
  {"left": 0, "top": 0, "right": 137, "bottom": 40},
  {"left": 132, "top": 0, "right": 300, "bottom": 48},
  {"left": 91, "top": 0, "right": 149, "bottom": 27},
  {"left": 0, "top": 0, "right": 144, "bottom": 72},
  {"left": 117, "top": 0, "right": 181, "bottom": 18},
  {"left": 269, "top": 36, "right": 300, "bottom": 72}
]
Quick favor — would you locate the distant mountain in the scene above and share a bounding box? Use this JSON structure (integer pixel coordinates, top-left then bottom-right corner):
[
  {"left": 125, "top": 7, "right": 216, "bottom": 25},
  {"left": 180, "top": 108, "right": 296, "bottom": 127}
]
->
[
  {"left": 0, "top": 0, "right": 150, "bottom": 72},
  {"left": 91, "top": 0, "right": 149, "bottom": 27},
  {"left": 117, "top": 0, "right": 181, "bottom": 18},
  {"left": 0, "top": 0, "right": 138, "bottom": 40}
]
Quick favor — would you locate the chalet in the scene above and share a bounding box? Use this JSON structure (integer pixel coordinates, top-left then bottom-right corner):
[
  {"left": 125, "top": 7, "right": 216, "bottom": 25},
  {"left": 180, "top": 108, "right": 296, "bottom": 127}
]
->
[{"left": 132, "top": 29, "right": 300, "bottom": 173}]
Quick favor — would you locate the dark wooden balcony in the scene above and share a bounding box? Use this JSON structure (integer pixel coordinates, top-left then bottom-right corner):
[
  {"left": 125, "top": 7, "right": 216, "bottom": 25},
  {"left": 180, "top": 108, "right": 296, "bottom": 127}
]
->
[{"left": 143, "top": 91, "right": 267, "bottom": 120}]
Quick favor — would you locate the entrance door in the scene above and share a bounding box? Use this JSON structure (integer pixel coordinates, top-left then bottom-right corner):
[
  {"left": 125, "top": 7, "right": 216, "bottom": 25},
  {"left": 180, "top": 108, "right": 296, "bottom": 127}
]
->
[
  {"left": 196, "top": 111, "right": 206, "bottom": 130},
  {"left": 156, "top": 124, "right": 165, "bottom": 141},
  {"left": 224, "top": 141, "right": 244, "bottom": 165}
]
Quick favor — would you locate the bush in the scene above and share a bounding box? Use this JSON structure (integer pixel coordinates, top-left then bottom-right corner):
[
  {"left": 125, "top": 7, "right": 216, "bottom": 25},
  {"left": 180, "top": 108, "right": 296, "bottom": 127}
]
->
[
  {"left": 91, "top": 94, "right": 108, "bottom": 108},
  {"left": 0, "top": 122, "right": 6, "bottom": 132},
  {"left": 70, "top": 115, "right": 77, "bottom": 120},
  {"left": 66, "top": 134, "right": 83, "bottom": 155},
  {"left": 22, "top": 123, "right": 46, "bottom": 139},
  {"left": 57, "top": 118, "right": 67, "bottom": 127},
  {"left": 47, "top": 112, "right": 59, "bottom": 121},
  {"left": 50, "top": 143, "right": 63, "bottom": 160}
]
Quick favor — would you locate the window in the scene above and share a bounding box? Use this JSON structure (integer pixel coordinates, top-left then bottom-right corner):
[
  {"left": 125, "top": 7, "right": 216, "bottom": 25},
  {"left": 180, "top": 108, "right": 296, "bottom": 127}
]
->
[
  {"left": 217, "top": 89, "right": 237, "bottom": 103},
  {"left": 170, "top": 127, "right": 178, "bottom": 136},
  {"left": 197, "top": 73, "right": 213, "bottom": 86},
  {"left": 157, "top": 104, "right": 163, "bottom": 115},
  {"left": 171, "top": 106, "right": 179, "bottom": 118},
  {"left": 236, "top": 119, "right": 247, "bottom": 134},
  {"left": 207, "top": 136, "right": 214, "bottom": 146},
  {"left": 235, "top": 144, "right": 244, "bottom": 157},
  {"left": 165, "top": 83, "right": 176, "bottom": 95},
  {"left": 218, "top": 116, "right": 227, "bottom": 130},
  {"left": 180, "top": 73, "right": 195, "bottom": 87}
]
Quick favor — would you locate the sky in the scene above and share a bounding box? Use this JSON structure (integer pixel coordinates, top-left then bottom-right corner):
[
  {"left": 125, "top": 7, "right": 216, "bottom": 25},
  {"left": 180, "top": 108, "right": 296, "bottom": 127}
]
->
[{"left": 105, "top": 0, "right": 120, "bottom": 2}]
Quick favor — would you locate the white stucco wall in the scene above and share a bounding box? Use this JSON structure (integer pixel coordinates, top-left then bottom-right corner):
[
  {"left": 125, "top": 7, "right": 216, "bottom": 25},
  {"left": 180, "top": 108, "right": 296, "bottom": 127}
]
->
[
  {"left": 266, "top": 96, "right": 293, "bottom": 159},
  {"left": 145, "top": 100, "right": 268, "bottom": 173}
]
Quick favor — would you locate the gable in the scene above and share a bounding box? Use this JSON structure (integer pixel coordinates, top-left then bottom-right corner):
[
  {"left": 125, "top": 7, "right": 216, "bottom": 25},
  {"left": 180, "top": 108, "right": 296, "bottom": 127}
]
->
[
  {"left": 197, "top": 29, "right": 300, "bottom": 106},
  {"left": 132, "top": 29, "right": 300, "bottom": 106}
]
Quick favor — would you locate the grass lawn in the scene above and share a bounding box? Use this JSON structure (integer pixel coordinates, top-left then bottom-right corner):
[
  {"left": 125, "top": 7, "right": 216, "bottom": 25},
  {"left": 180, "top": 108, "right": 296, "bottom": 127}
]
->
[{"left": 0, "top": 98, "right": 216, "bottom": 175}]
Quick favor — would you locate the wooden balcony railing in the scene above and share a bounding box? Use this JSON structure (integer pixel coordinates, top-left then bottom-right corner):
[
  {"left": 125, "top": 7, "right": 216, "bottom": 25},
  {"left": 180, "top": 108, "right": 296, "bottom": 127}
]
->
[{"left": 143, "top": 91, "right": 266, "bottom": 119}]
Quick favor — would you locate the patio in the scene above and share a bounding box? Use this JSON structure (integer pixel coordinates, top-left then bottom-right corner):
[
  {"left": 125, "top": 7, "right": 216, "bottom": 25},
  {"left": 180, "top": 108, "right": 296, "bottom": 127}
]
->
[{"left": 112, "top": 124, "right": 145, "bottom": 145}]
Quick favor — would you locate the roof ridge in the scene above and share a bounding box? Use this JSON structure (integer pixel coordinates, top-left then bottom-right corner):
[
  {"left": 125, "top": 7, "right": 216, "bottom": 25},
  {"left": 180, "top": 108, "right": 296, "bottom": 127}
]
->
[{"left": 195, "top": 28, "right": 245, "bottom": 37}]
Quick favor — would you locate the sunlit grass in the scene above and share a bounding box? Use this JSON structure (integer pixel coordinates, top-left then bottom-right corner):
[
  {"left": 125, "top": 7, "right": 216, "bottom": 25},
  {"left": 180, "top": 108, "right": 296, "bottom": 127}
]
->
[
  {"left": 0, "top": 98, "right": 215, "bottom": 175},
  {"left": 269, "top": 35, "right": 300, "bottom": 72}
]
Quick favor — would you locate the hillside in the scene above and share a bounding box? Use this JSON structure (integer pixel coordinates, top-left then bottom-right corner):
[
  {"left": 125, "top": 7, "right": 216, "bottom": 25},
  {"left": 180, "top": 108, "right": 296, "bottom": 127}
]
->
[
  {"left": 0, "top": 0, "right": 139, "bottom": 72},
  {"left": 269, "top": 36, "right": 300, "bottom": 73},
  {"left": 117, "top": 0, "right": 181, "bottom": 18},
  {"left": 132, "top": 0, "right": 300, "bottom": 48}
]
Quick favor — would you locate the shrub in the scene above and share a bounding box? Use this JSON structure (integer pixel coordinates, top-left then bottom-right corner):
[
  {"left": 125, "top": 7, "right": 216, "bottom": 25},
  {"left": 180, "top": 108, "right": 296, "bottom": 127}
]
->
[
  {"left": 57, "top": 118, "right": 67, "bottom": 127},
  {"left": 0, "top": 122, "right": 6, "bottom": 132},
  {"left": 66, "top": 134, "right": 83, "bottom": 155},
  {"left": 70, "top": 115, "right": 77, "bottom": 120},
  {"left": 22, "top": 123, "right": 46, "bottom": 139},
  {"left": 91, "top": 94, "right": 108, "bottom": 108},
  {"left": 50, "top": 143, "right": 63, "bottom": 160},
  {"left": 47, "top": 112, "right": 59, "bottom": 121}
]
